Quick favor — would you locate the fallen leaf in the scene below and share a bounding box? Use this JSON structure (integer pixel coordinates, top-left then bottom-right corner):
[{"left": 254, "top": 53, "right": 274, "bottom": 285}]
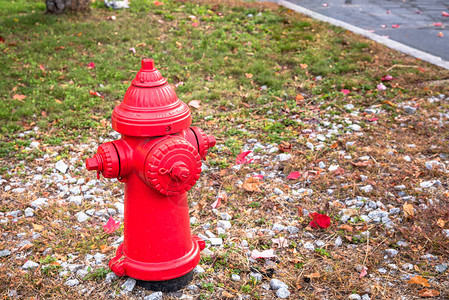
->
[
  {"left": 305, "top": 272, "right": 320, "bottom": 278},
  {"left": 297, "top": 207, "right": 303, "bottom": 216},
  {"left": 211, "top": 192, "right": 226, "bottom": 209},
  {"left": 433, "top": 23, "right": 442, "bottom": 26},
  {"left": 242, "top": 177, "right": 262, "bottom": 192},
  {"left": 221, "top": 291, "right": 234, "bottom": 298},
  {"left": 13, "top": 94, "right": 26, "bottom": 102},
  {"left": 87, "top": 62, "right": 95, "bottom": 69},
  {"left": 129, "top": 47, "right": 136, "bottom": 54},
  {"left": 154, "top": 1, "right": 164, "bottom": 5},
  {"left": 407, "top": 275, "right": 430, "bottom": 287},
  {"left": 442, "top": 11, "right": 449, "bottom": 17},
  {"left": 436, "top": 218, "right": 446, "bottom": 228},
  {"left": 106, "top": 15, "right": 116, "bottom": 20},
  {"left": 32, "top": 224, "right": 44, "bottom": 231},
  {"left": 89, "top": 91, "right": 104, "bottom": 98},
  {"left": 368, "top": 117, "right": 379, "bottom": 122},
  {"left": 287, "top": 172, "right": 301, "bottom": 179},
  {"left": 103, "top": 217, "right": 120, "bottom": 234},
  {"left": 391, "top": 24, "right": 400, "bottom": 28},
  {"left": 309, "top": 212, "right": 331, "bottom": 229},
  {"left": 403, "top": 202, "right": 414, "bottom": 218},
  {"left": 330, "top": 142, "right": 338, "bottom": 149},
  {"left": 300, "top": 63, "right": 308, "bottom": 69},
  {"left": 236, "top": 151, "right": 252, "bottom": 164},
  {"left": 359, "top": 266, "right": 368, "bottom": 278},
  {"left": 377, "top": 83, "right": 387, "bottom": 91},
  {"left": 253, "top": 174, "right": 264, "bottom": 180},
  {"left": 339, "top": 224, "right": 353, "bottom": 232},
  {"left": 188, "top": 100, "right": 201, "bottom": 109},
  {"left": 18, "top": 243, "right": 33, "bottom": 251},
  {"left": 251, "top": 249, "right": 276, "bottom": 259},
  {"left": 438, "top": 32, "right": 444, "bottom": 37},
  {"left": 245, "top": 73, "right": 253, "bottom": 79},
  {"left": 54, "top": 99, "right": 62, "bottom": 104},
  {"left": 418, "top": 288, "right": 440, "bottom": 297},
  {"left": 174, "top": 81, "right": 184, "bottom": 88},
  {"left": 192, "top": 22, "right": 199, "bottom": 27},
  {"left": 382, "top": 100, "right": 396, "bottom": 107},
  {"left": 39, "top": 64, "right": 45, "bottom": 71},
  {"left": 175, "top": 41, "right": 182, "bottom": 48},
  {"left": 279, "top": 141, "right": 292, "bottom": 152},
  {"left": 381, "top": 74, "right": 393, "bottom": 81},
  {"left": 295, "top": 94, "right": 304, "bottom": 101},
  {"left": 351, "top": 161, "right": 371, "bottom": 167},
  {"left": 0, "top": 35, "right": 4, "bottom": 43},
  {"left": 341, "top": 89, "right": 350, "bottom": 95},
  {"left": 100, "top": 245, "right": 113, "bottom": 254},
  {"left": 272, "top": 237, "right": 289, "bottom": 248}
]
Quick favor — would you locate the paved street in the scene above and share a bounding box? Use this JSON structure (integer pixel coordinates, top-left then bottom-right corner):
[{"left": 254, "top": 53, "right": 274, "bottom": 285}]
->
[{"left": 282, "top": 0, "right": 449, "bottom": 62}]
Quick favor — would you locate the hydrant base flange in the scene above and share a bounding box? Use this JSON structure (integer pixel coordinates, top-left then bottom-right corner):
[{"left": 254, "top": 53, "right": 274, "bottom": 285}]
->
[
  {"left": 136, "top": 271, "right": 194, "bottom": 292},
  {"left": 109, "top": 240, "right": 201, "bottom": 282}
]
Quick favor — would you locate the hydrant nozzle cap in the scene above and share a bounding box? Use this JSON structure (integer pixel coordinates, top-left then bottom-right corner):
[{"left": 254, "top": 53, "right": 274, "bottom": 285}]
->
[{"left": 141, "top": 59, "right": 155, "bottom": 71}]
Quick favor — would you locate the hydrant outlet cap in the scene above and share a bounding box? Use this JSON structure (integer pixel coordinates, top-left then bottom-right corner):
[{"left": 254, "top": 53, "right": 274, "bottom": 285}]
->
[{"left": 112, "top": 59, "right": 191, "bottom": 137}]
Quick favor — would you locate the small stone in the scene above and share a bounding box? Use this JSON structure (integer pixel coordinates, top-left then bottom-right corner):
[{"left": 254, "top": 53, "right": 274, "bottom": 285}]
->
[
  {"left": 349, "top": 294, "right": 361, "bottom": 300},
  {"left": 193, "top": 265, "right": 205, "bottom": 274},
  {"left": 187, "top": 284, "right": 199, "bottom": 291},
  {"left": 402, "top": 263, "right": 413, "bottom": 270},
  {"left": 273, "top": 188, "right": 284, "bottom": 196},
  {"left": 286, "top": 226, "right": 299, "bottom": 234},
  {"left": 403, "top": 105, "right": 417, "bottom": 115},
  {"left": 231, "top": 274, "right": 241, "bottom": 281},
  {"left": 121, "top": 278, "right": 136, "bottom": 292},
  {"left": 360, "top": 185, "right": 373, "bottom": 193},
  {"left": 76, "top": 268, "right": 89, "bottom": 278},
  {"left": 68, "top": 196, "right": 83, "bottom": 206},
  {"left": 384, "top": 249, "right": 398, "bottom": 257},
  {"left": 0, "top": 249, "right": 11, "bottom": 257},
  {"left": 24, "top": 207, "right": 34, "bottom": 217},
  {"left": 278, "top": 153, "right": 292, "bottom": 162},
  {"left": 403, "top": 156, "right": 411, "bottom": 162},
  {"left": 397, "top": 241, "right": 408, "bottom": 247},
  {"left": 85, "top": 209, "right": 95, "bottom": 216},
  {"left": 55, "top": 160, "right": 69, "bottom": 174},
  {"left": 190, "top": 217, "right": 197, "bottom": 224},
  {"left": 65, "top": 279, "right": 80, "bottom": 287},
  {"left": 394, "top": 185, "right": 406, "bottom": 190},
  {"left": 315, "top": 240, "right": 325, "bottom": 248},
  {"left": 420, "top": 181, "right": 434, "bottom": 188},
  {"left": 220, "top": 212, "right": 232, "bottom": 221},
  {"left": 144, "top": 292, "right": 163, "bottom": 300},
  {"left": 30, "top": 198, "right": 48, "bottom": 208},
  {"left": 377, "top": 268, "right": 387, "bottom": 274},
  {"left": 347, "top": 124, "right": 361, "bottom": 131},
  {"left": 105, "top": 272, "right": 118, "bottom": 283},
  {"left": 276, "top": 287, "right": 290, "bottom": 298},
  {"left": 209, "top": 238, "right": 223, "bottom": 246},
  {"left": 443, "top": 229, "right": 449, "bottom": 238},
  {"left": 328, "top": 165, "right": 340, "bottom": 172},
  {"left": 217, "top": 220, "right": 232, "bottom": 230},
  {"left": 249, "top": 272, "right": 262, "bottom": 281},
  {"left": 114, "top": 202, "right": 124, "bottom": 214},
  {"left": 76, "top": 212, "right": 89, "bottom": 223},
  {"left": 303, "top": 242, "right": 315, "bottom": 251},
  {"left": 334, "top": 236, "right": 343, "bottom": 247},
  {"left": 435, "top": 263, "right": 448, "bottom": 273},
  {"left": 205, "top": 230, "right": 216, "bottom": 238},
  {"left": 30, "top": 141, "right": 40, "bottom": 148},
  {"left": 241, "top": 240, "right": 249, "bottom": 247},
  {"left": 272, "top": 223, "right": 285, "bottom": 231},
  {"left": 270, "top": 279, "right": 288, "bottom": 290},
  {"left": 361, "top": 294, "right": 371, "bottom": 300},
  {"left": 22, "top": 260, "right": 39, "bottom": 270}
]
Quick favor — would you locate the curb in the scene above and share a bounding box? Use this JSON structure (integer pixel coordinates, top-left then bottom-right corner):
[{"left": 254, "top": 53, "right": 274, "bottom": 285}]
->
[{"left": 276, "top": 0, "right": 449, "bottom": 70}]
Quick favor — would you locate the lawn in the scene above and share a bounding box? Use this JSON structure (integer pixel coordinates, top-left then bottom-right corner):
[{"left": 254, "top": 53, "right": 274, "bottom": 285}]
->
[{"left": 1, "top": 0, "right": 449, "bottom": 299}]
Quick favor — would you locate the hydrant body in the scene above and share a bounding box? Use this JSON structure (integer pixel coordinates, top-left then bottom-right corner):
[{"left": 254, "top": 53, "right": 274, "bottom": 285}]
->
[{"left": 86, "top": 59, "right": 215, "bottom": 286}]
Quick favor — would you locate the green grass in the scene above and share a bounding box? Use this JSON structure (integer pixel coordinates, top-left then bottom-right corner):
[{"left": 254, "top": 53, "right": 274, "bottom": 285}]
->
[{"left": 1, "top": 0, "right": 448, "bottom": 158}]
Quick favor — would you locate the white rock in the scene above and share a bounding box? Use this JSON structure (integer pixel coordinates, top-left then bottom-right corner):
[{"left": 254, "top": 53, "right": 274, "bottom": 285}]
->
[
  {"left": 193, "top": 265, "right": 205, "bottom": 274},
  {"left": 278, "top": 153, "right": 292, "bottom": 162},
  {"left": 65, "top": 279, "right": 80, "bottom": 287},
  {"left": 270, "top": 278, "right": 288, "bottom": 290},
  {"left": 114, "top": 202, "right": 124, "bottom": 214},
  {"left": 76, "top": 212, "right": 89, "bottom": 223},
  {"left": 121, "top": 278, "right": 136, "bottom": 292},
  {"left": 209, "top": 238, "right": 223, "bottom": 246},
  {"left": 24, "top": 208, "right": 34, "bottom": 217},
  {"left": 30, "top": 198, "right": 48, "bottom": 208},
  {"left": 335, "top": 236, "right": 343, "bottom": 247},
  {"left": 328, "top": 165, "right": 340, "bottom": 172},
  {"left": 347, "top": 124, "right": 361, "bottom": 131},
  {"left": 144, "top": 292, "right": 163, "bottom": 300},
  {"left": 30, "top": 141, "right": 40, "bottom": 148},
  {"left": 217, "top": 220, "right": 232, "bottom": 230},
  {"left": 360, "top": 185, "right": 373, "bottom": 193},
  {"left": 303, "top": 242, "right": 315, "bottom": 251},
  {"left": 68, "top": 196, "right": 83, "bottom": 205},
  {"left": 22, "top": 260, "right": 39, "bottom": 270},
  {"left": 55, "top": 160, "right": 69, "bottom": 174}
]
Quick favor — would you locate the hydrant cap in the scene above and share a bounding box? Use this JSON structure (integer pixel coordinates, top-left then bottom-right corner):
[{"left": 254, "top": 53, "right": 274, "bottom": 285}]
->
[{"left": 111, "top": 59, "right": 191, "bottom": 137}]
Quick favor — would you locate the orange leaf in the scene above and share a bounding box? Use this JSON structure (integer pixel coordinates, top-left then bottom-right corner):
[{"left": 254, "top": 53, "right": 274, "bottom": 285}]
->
[
  {"left": 437, "top": 218, "right": 446, "bottom": 228},
  {"left": 300, "top": 63, "right": 308, "bottom": 69},
  {"left": 330, "top": 142, "right": 338, "bottom": 149},
  {"left": 305, "top": 272, "right": 320, "bottom": 278},
  {"left": 54, "top": 99, "right": 62, "bottom": 104},
  {"left": 418, "top": 289, "right": 440, "bottom": 297},
  {"left": 339, "top": 224, "right": 353, "bottom": 232},
  {"left": 242, "top": 177, "right": 262, "bottom": 192},
  {"left": 245, "top": 73, "right": 253, "bottom": 79},
  {"left": 350, "top": 161, "right": 371, "bottom": 167},
  {"left": 403, "top": 202, "right": 414, "bottom": 218},
  {"left": 407, "top": 275, "right": 430, "bottom": 287},
  {"left": 382, "top": 100, "right": 396, "bottom": 107},
  {"left": 13, "top": 94, "right": 26, "bottom": 102},
  {"left": 295, "top": 94, "right": 304, "bottom": 101}
]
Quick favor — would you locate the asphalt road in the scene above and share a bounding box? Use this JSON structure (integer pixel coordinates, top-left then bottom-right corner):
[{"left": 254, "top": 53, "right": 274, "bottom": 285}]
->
[{"left": 281, "top": 0, "right": 449, "bottom": 63}]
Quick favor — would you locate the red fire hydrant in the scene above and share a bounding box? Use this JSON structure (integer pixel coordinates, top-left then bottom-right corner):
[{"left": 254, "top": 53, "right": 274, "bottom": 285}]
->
[{"left": 85, "top": 59, "right": 215, "bottom": 291}]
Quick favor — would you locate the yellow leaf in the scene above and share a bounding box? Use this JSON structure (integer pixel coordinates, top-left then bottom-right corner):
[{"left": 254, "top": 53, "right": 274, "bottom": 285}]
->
[
  {"left": 407, "top": 275, "right": 430, "bottom": 287},
  {"left": 32, "top": 224, "right": 44, "bottom": 231},
  {"left": 175, "top": 41, "right": 182, "bottom": 48},
  {"left": 436, "top": 218, "right": 446, "bottom": 228},
  {"left": 54, "top": 99, "right": 62, "bottom": 104},
  {"left": 403, "top": 202, "right": 414, "bottom": 218},
  {"left": 382, "top": 100, "right": 396, "bottom": 107}
]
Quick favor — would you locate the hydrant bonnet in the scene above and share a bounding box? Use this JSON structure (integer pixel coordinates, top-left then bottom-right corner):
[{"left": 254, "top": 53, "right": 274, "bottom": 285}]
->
[{"left": 111, "top": 59, "right": 191, "bottom": 137}]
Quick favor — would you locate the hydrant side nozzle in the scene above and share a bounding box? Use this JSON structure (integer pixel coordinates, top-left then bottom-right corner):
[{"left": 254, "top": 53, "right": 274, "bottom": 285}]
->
[{"left": 86, "top": 155, "right": 101, "bottom": 171}]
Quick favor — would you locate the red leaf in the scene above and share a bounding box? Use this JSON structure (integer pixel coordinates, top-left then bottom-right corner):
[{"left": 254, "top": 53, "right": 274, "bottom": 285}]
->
[
  {"left": 442, "top": 11, "right": 449, "bottom": 17},
  {"left": 381, "top": 74, "right": 393, "bottom": 81},
  {"left": 103, "top": 217, "right": 120, "bottom": 234},
  {"left": 129, "top": 47, "right": 136, "bottom": 54},
  {"left": 0, "top": 35, "right": 4, "bottom": 43},
  {"left": 433, "top": 23, "right": 443, "bottom": 26},
  {"left": 368, "top": 117, "right": 378, "bottom": 122},
  {"left": 236, "top": 151, "right": 252, "bottom": 164},
  {"left": 287, "top": 171, "right": 301, "bottom": 179},
  {"left": 192, "top": 22, "right": 199, "bottom": 27},
  {"left": 89, "top": 91, "right": 104, "bottom": 98},
  {"left": 154, "top": 1, "right": 164, "bottom": 5},
  {"left": 359, "top": 266, "right": 368, "bottom": 278},
  {"left": 391, "top": 24, "right": 400, "bottom": 28},
  {"left": 13, "top": 94, "right": 26, "bottom": 102},
  {"left": 87, "top": 62, "right": 95, "bottom": 69},
  {"left": 253, "top": 174, "right": 264, "bottom": 180},
  {"left": 39, "top": 64, "right": 45, "bottom": 71},
  {"left": 309, "top": 212, "right": 331, "bottom": 229},
  {"left": 341, "top": 89, "right": 350, "bottom": 95}
]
